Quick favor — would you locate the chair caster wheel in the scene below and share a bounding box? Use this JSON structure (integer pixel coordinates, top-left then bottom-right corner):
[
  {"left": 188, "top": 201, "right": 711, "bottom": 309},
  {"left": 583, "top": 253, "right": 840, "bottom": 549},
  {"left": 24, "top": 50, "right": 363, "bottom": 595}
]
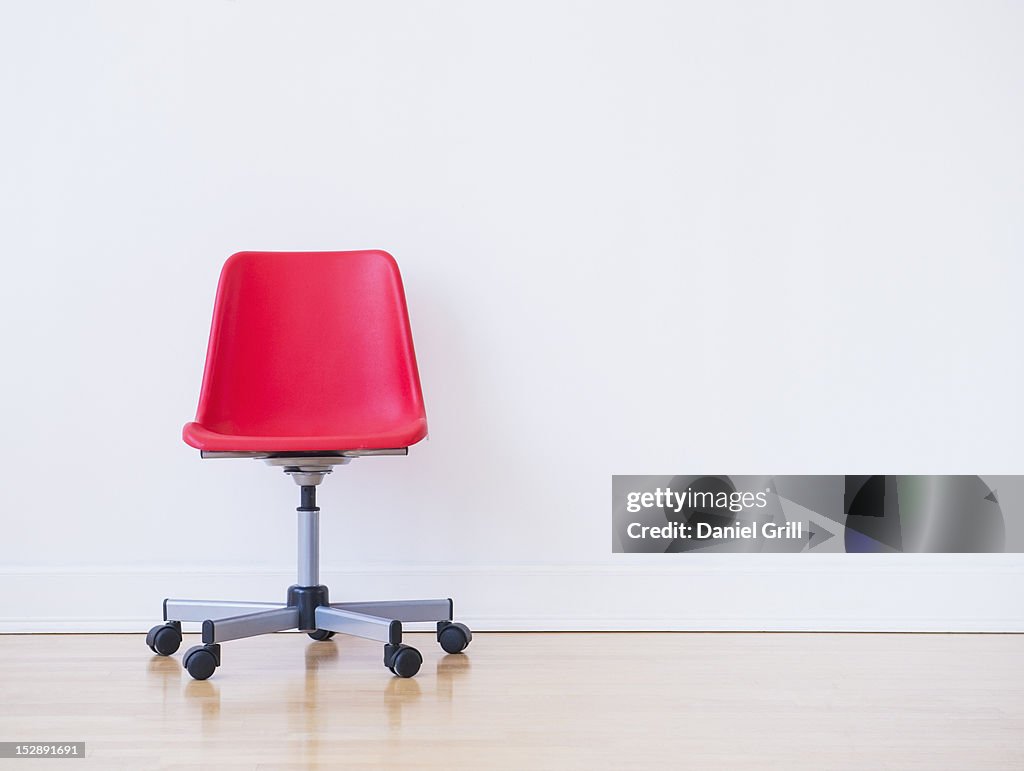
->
[
  {"left": 437, "top": 621, "right": 472, "bottom": 654},
  {"left": 146, "top": 622, "right": 182, "bottom": 656},
  {"left": 307, "top": 629, "right": 336, "bottom": 641},
  {"left": 183, "top": 643, "right": 221, "bottom": 680},
  {"left": 384, "top": 643, "right": 422, "bottom": 678}
]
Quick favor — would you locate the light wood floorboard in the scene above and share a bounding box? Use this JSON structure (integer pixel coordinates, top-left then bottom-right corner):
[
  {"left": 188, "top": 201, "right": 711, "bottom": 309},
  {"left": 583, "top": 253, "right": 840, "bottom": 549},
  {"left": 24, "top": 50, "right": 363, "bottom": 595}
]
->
[{"left": 0, "top": 632, "right": 1020, "bottom": 769}]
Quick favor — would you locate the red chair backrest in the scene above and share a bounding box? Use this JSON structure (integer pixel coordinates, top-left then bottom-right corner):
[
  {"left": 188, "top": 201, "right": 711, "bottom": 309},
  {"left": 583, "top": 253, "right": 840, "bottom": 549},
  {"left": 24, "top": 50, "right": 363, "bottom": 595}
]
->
[{"left": 193, "top": 250, "right": 426, "bottom": 440}]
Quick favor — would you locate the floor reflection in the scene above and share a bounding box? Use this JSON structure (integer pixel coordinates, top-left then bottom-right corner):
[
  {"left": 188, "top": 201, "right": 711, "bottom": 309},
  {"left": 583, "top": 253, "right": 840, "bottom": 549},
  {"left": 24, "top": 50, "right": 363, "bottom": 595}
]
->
[
  {"left": 304, "top": 638, "right": 340, "bottom": 671},
  {"left": 162, "top": 636, "right": 471, "bottom": 745},
  {"left": 184, "top": 679, "right": 221, "bottom": 721},
  {"left": 147, "top": 652, "right": 181, "bottom": 707},
  {"left": 436, "top": 653, "right": 471, "bottom": 705},
  {"left": 437, "top": 652, "right": 471, "bottom": 678},
  {"left": 384, "top": 674, "right": 422, "bottom": 729},
  {"left": 147, "top": 654, "right": 180, "bottom": 676}
]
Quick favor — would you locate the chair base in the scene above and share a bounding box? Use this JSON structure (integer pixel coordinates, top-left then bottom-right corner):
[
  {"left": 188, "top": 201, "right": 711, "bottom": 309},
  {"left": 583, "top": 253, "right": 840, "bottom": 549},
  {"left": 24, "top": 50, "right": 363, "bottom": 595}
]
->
[
  {"left": 146, "top": 462, "right": 471, "bottom": 679},
  {"left": 147, "top": 591, "right": 471, "bottom": 680}
]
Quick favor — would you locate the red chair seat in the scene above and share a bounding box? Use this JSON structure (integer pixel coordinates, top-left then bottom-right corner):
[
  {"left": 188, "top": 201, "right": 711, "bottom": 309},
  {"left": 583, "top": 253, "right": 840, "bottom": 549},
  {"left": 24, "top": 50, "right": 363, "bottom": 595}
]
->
[
  {"left": 182, "top": 418, "right": 428, "bottom": 452},
  {"left": 183, "top": 250, "right": 428, "bottom": 454}
]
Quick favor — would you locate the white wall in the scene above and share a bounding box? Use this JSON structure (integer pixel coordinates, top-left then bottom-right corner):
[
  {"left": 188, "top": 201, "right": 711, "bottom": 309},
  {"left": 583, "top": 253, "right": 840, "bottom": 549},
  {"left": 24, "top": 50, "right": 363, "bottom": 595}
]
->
[{"left": 1, "top": 1, "right": 1022, "bottom": 632}]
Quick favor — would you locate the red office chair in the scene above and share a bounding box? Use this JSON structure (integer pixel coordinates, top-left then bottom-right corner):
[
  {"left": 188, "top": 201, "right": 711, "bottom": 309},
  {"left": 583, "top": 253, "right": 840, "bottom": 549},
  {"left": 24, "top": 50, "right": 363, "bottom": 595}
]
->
[{"left": 145, "top": 250, "right": 471, "bottom": 680}]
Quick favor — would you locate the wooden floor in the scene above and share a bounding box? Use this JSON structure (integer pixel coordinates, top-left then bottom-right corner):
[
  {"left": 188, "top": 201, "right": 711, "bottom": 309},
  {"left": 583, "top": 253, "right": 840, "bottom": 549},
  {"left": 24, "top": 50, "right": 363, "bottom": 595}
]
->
[{"left": 0, "top": 632, "right": 1020, "bottom": 769}]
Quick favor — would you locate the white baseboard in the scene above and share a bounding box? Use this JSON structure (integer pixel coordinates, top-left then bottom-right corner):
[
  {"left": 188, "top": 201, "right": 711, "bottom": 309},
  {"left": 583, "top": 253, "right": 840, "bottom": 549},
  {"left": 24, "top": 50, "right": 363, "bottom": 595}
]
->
[{"left": 1, "top": 561, "right": 1022, "bottom": 633}]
